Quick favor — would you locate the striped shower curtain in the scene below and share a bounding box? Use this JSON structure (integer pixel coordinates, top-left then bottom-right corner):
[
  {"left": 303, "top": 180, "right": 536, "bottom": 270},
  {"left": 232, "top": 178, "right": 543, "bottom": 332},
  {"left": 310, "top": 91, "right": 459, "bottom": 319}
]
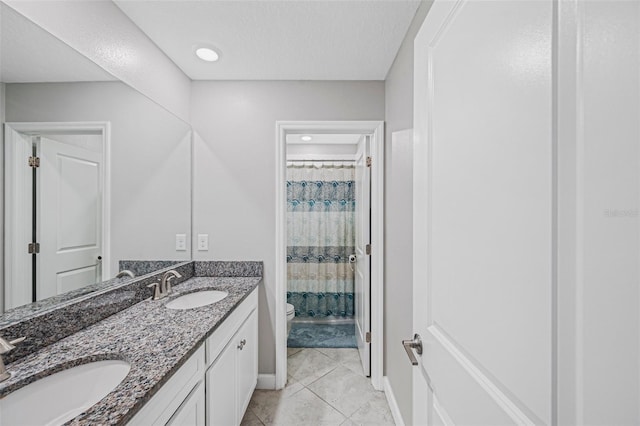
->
[{"left": 286, "top": 162, "right": 355, "bottom": 318}]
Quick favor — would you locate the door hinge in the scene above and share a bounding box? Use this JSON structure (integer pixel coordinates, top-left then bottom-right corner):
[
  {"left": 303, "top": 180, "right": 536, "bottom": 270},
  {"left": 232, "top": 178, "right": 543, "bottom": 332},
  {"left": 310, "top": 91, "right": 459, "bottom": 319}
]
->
[
  {"left": 366, "top": 156, "right": 372, "bottom": 167},
  {"left": 28, "top": 156, "right": 40, "bottom": 168},
  {"left": 366, "top": 331, "right": 371, "bottom": 343},
  {"left": 366, "top": 244, "right": 371, "bottom": 255},
  {"left": 28, "top": 242, "right": 40, "bottom": 254}
]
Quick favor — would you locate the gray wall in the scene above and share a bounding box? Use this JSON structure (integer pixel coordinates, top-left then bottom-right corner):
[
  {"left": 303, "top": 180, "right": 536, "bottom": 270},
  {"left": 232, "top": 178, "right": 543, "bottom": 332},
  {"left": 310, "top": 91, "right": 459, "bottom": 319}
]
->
[
  {"left": 0, "top": 83, "right": 5, "bottom": 312},
  {"left": 5, "top": 82, "right": 192, "bottom": 276},
  {"left": 383, "top": 2, "right": 432, "bottom": 423},
  {"left": 190, "top": 80, "right": 385, "bottom": 374}
]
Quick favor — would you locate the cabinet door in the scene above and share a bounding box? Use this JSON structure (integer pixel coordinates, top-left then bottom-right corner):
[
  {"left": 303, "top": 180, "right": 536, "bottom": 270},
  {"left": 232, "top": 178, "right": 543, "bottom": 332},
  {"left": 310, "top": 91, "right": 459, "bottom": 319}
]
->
[
  {"left": 167, "top": 381, "right": 205, "bottom": 426},
  {"left": 206, "top": 340, "right": 237, "bottom": 426},
  {"left": 236, "top": 309, "right": 258, "bottom": 418}
]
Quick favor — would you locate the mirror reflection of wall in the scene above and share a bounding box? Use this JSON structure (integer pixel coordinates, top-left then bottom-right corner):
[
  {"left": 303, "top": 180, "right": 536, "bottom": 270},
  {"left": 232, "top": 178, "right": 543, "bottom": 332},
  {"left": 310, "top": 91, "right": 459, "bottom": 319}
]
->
[{"left": 0, "top": 3, "right": 192, "bottom": 312}]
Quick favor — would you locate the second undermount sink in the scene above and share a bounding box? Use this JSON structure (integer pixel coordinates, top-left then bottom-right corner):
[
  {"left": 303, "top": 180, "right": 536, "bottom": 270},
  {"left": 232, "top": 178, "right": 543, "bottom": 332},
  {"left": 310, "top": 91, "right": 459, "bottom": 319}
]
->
[
  {"left": 165, "top": 290, "right": 229, "bottom": 310},
  {"left": 0, "top": 360, "right": 130, "bottom": 426}
]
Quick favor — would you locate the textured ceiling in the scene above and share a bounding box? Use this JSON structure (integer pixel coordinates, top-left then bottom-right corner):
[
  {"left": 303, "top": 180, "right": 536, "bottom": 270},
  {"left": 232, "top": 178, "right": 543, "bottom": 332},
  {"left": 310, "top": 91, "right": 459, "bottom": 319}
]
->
[
  {"left": 0, "top": 3, "right": 116, "bottom": 83},
  {"left": 114, "top": 0, "right": 421, "bottom": 81}
]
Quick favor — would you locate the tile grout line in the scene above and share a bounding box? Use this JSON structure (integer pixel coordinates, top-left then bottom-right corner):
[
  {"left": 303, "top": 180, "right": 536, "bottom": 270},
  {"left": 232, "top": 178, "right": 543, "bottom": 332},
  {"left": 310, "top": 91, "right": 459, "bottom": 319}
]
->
[
  {"left": 304, "top": 379, "right": 364, "bottom": 422},
  {"left": 248, "top": 406, "right": 266, "bottom": 426},
  {"left": 246, "top": 348, "right": 386, "bottom": 426},
  {"left": 291, "top": 348, "right": 360, "bottom": 421}
]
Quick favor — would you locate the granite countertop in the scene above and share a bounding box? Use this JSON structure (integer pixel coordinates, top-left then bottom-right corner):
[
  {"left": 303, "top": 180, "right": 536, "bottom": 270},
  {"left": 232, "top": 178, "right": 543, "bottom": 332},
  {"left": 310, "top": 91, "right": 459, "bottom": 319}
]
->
[{"left": 0, "top": 276, "right": 261, "bottom": 425}]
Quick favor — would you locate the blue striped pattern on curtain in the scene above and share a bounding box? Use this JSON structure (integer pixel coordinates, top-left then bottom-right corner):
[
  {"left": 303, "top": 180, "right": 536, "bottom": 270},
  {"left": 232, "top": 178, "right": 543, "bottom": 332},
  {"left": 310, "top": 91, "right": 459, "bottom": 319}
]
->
[{"left": 286, "top": 163, "right": 355, "bottom": 318}]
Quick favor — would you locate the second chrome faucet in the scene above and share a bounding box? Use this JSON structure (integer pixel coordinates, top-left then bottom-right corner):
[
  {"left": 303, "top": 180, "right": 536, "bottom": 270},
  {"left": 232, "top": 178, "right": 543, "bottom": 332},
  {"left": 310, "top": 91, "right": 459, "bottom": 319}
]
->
[{"left": 147, "top": 270, "right": 183, "bottom": 301}]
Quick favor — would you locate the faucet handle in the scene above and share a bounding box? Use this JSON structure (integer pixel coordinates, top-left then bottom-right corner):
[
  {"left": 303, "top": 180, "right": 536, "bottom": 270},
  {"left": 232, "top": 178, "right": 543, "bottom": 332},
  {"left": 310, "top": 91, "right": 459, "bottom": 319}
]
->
[
  {"left": 147, "top": 282, "right": 162, "bottom": 301},
  {"left": 0, "top": 336, "right": 25, "bottom": 354}
]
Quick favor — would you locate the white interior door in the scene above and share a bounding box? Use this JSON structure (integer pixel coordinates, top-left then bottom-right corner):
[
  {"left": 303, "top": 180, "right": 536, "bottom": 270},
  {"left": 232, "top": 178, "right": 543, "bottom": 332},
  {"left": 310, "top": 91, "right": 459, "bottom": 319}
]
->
[
  {"left": 38, "top": 136, "right": 103, "bottom": 300},
  {"left": 355, "top": 135, "right": 371, "bottom": 376},
  {"left": 412, "top": 1, "right": 553, "bottom": 424},
  {"left": 4, "top": 128, "right": 35, "bottom": 309}
]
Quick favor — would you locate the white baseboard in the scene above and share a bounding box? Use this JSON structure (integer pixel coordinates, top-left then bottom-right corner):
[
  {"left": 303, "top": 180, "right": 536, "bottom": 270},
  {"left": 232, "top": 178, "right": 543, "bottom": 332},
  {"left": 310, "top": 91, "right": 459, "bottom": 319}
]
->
[
  {"left": 257, "top": 374, "right": 276, "bottom": 390},
  {"left": 384, "top": 376, "right": 406, "bottom": 426}
]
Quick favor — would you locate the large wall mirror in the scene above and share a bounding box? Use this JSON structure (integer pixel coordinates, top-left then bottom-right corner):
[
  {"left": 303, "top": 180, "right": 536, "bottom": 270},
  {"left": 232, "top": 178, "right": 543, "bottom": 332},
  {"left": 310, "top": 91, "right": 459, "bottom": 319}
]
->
[{"left": 0, "top": 3, "right": 192, "bottom": 313}]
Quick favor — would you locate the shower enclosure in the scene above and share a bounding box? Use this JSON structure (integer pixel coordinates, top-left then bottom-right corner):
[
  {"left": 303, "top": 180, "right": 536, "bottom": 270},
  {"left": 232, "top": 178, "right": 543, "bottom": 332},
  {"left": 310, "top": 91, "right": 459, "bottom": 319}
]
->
[{"left": 286, "top": 162, "right": 355, "bottom": 320}]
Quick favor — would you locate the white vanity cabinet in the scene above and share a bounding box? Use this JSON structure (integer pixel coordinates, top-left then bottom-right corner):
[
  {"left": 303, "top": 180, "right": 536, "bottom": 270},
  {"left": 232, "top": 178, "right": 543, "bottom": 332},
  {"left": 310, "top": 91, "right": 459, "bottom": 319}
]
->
[
  {"left": 206, "top": 291, "right": 258, "bottom": 425},
  {"left": 128, "top": 288, "right": 258, "bottom": 426},
  {"left": 167, "top": 381, "right": 206, "bottom": 426},
  {"left": 129, "top": 346, "right": 206, "bottom": 426}
]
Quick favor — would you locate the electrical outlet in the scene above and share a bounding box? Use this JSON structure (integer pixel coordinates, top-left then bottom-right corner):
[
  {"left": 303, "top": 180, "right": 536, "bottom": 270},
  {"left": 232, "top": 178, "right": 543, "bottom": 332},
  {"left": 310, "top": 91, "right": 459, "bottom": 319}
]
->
[
  {"left": 176, "top": 234, "right": 187, "bottom": 251},
  {"left": 197, "top": 234, "right": 209, "bottom": 251}
]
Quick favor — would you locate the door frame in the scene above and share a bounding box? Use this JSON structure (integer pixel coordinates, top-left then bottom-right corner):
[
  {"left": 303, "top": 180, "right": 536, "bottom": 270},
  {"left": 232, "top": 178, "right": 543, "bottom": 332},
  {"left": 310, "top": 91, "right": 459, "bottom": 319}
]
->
[
  {"left": 275, "top": 120, "right": 385, "bottom": 390},
  {"left": 4, "top": 121, "right": 111, "bottom": 309}
]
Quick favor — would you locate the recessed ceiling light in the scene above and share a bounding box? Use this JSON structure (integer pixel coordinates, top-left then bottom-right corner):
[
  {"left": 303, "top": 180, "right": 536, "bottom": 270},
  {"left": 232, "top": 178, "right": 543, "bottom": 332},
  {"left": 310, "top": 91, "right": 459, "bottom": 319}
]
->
[
  {"left": 301, "top": 135, "right": 312, "bottom": 142},
  {"left": 195, "top": 47, "right": 219, "bottom": 62}
]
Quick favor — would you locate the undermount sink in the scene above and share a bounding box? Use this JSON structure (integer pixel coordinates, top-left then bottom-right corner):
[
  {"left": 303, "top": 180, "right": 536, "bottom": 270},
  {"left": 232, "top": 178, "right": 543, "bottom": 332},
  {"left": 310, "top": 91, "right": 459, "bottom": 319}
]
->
[
  {"left": 165, "top": 290, "right": 229, "bottom": 310},
  {"left": 0, "top": 360, "right": 130, "bottom": 426}
]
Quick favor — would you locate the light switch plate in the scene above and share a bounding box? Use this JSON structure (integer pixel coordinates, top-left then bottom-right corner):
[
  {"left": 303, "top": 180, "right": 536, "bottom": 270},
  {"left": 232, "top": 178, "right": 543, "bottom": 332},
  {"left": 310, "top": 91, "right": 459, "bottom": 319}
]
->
[
  {"left": 176, "top": 234, "right": 187, "bottom": 251},
  {"left": 197, "top": 234, "right": 209, "bottom": 251}
]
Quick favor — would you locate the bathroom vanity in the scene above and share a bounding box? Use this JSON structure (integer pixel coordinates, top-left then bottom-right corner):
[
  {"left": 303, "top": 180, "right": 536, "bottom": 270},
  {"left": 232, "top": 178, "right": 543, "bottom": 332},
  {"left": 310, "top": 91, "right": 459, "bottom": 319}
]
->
[
  {"left": 131, "top": 285, "right": 258, "bottom": 426},
  {"left": 0, "top": 261, "right": 262, "bottom": 426}
]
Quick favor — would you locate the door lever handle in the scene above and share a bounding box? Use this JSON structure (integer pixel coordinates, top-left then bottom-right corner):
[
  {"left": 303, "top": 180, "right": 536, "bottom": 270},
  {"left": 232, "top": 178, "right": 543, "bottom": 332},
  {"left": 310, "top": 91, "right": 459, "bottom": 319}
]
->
[{"left": 402, "top": 333, "right": 423, "bottom": 366}]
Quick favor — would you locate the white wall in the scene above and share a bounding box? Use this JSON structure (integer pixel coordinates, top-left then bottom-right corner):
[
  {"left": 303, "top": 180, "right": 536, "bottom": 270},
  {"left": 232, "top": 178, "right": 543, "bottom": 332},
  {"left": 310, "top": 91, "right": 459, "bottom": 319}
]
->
[
  {"left": 190, "top": 80, "right": 384, "bottom": 374},
  {"left": 382, "top": 2, "right": 432, "bottom": 424},
  {"left": 558, "top": 1, "right": 640, "bottom": 423},
  {"left": 287, "top": 142, "right": 357, "bottom": 159},
  {"left": 4, "top": 0, "right": 191, "bottom": 123},
  {"left": 5, "top": 82, "right": 192, "bottom": 275}
]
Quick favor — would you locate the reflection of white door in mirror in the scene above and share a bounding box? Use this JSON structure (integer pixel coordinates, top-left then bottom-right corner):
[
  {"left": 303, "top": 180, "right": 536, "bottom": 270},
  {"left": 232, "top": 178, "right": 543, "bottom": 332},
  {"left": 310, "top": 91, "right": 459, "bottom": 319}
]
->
[
  {"left": 39, "top": 136, "right": 102, "bottom": 301},
  {"left": 4, "top": 122, "right": 109, "bottom": 311}
]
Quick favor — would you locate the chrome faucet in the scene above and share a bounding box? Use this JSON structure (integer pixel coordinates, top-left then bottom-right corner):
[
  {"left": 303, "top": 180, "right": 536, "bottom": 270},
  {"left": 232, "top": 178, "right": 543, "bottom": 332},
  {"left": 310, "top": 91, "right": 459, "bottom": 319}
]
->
[
  {"left": 161, "top": 270, "right": 182, "bottom": 295},
  {"left": 147, "top": 270, "right": 182, "bottom": 301},
  {"left": 0, "top": 336, "right": 25, "bottom": 382},
  {"left": 115, "top": 270, "right": 135, "bottom": 279}
]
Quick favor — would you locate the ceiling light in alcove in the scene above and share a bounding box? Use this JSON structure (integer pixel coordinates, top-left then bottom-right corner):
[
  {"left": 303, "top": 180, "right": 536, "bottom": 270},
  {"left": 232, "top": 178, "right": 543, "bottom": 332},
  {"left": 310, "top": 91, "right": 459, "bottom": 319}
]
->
[
  {"left": 301, "top": 136, "right": 312, "bottom": 142},
  {"left": 195, "top": 47, "right": 219, "bottom": 62}
]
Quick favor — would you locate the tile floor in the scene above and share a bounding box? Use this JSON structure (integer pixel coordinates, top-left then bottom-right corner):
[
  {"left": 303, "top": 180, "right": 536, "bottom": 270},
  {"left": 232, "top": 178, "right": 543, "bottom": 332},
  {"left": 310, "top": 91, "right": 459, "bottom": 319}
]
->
[{"left": 241, "top": 348, "right": 395, "bottom": 426}]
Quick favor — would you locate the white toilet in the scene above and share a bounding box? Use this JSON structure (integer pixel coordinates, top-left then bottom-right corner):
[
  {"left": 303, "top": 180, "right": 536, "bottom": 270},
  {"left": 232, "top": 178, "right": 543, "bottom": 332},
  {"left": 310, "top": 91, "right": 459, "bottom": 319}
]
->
[{"left": 286, "top": 303, "right": 295, "bottom": 337}]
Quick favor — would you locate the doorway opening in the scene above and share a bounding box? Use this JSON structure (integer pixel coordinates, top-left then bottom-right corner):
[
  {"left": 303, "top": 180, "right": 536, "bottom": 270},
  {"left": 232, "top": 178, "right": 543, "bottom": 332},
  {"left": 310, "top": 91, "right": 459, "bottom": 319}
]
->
[
  {"left": 275, "top": 121, "right": 384, "bottom": 391},
  {"left": 285, "top": 134, "right": 361, "bottom": 351},
  {"left": 4, "top": 122, "right": 110, "bottom": 311}
]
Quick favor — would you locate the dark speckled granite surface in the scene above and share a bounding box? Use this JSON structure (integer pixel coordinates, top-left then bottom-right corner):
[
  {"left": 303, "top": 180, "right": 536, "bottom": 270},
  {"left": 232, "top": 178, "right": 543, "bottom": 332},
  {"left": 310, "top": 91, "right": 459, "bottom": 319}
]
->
[
  {"left": 195, "top": 260, "right": 263, "bottom": 277},
  {"left": 0, "top": 275, "right": 261, "bottom": 425},
  {"left": 118, "top": 260, "right": 186, "bottom": 277},
  {"left": 0, "top": 262, "right": 194, "bottom": 364}
]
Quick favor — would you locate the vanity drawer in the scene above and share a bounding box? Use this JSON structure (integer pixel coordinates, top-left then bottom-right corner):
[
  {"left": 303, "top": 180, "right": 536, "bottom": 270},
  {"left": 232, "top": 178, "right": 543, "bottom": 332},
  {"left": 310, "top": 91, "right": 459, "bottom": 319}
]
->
[{"left": 205, "top": 288, "right": 258, "bottom": 367}]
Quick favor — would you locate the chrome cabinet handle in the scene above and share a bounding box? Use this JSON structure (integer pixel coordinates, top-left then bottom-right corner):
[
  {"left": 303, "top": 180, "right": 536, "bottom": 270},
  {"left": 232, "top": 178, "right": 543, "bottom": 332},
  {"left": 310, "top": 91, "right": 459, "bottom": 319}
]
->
[
  {"left": 402, "top": 334, "right": 423, "bottom": 366},
  {"left": 238, "top": 339, "right": 247, "bottom": 350}
]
